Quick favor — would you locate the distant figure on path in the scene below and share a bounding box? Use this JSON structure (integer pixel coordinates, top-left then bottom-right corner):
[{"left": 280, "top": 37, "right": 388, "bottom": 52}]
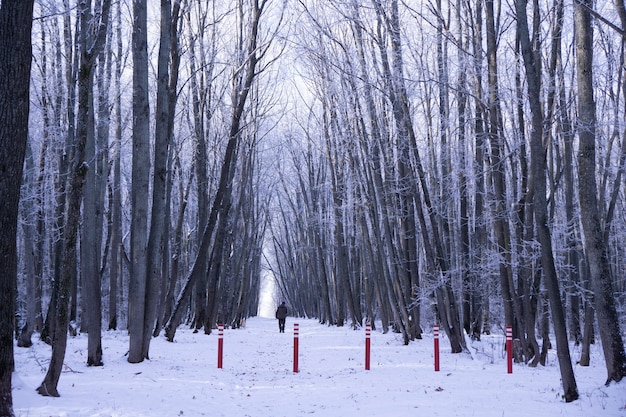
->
[{"left": 275, "top": 302, "right": 287, "bottom": 333}]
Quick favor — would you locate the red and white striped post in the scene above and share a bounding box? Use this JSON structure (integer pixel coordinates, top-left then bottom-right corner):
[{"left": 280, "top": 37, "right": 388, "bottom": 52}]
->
[
  {"left": 217, "top": 323, "right": 224, "bottom": 369},
  {"left": 434, "top": 324, "right": 440, "bottom": 372},
  {"left": 506, "top": 325, "right": 513, "bottom": 374},
  {"left": 293, "top": 323, "right": 299, "bottom": 373},
  {"left": 365, "top": 322, "right": 371, "bottom": 371}
]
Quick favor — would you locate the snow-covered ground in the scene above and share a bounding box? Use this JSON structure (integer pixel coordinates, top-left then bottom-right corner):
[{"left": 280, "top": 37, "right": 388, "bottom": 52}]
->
[{"left": 12, "top": 317, "right": 626, "bottom": 416}]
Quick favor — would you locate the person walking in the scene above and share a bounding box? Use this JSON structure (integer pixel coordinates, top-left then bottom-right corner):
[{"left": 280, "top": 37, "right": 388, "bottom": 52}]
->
[{"left": 275, "top": 301, "right": 287, "bottom": 333}]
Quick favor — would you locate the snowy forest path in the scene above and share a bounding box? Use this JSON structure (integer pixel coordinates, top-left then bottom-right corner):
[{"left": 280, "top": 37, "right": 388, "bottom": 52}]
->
[
  {"left": 223, "top": 317, "right": 376, "bottom": 376},
  {"left": 12, "top": 317, "right": 624, "bottom": 417}
]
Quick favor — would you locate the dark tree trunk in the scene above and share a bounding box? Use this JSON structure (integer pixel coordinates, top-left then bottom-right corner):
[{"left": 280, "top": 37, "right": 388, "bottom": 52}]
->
[
  {"left": 515, "top": 0, "right": 578, "bottom": 401},
  {"left": 143, "top": 0, "right": 176, "bottom": 359},
  {"left": 472, "top": 0, "right": 489, "bottom": 339},
  {"left": 128, "top": 0, "right": 151, "bottom": 363},
  {"left": 485, "top": 0, "right": 515, "bottom": 337},
  {"left": 575, "top": 0, "right": 626, "bottom": 385},
  {"left": 41, "top": 0, "right": 77, "bottom": 346},
  {"left": 0, "top": 0, "right": 35, "bottom": 413},
  {"left": 557, "top": 0, "right": 582, "bottom": 346},
  {"left": 108, "top": 0, "right": 123, "bottom": 331},
  {"left": 38, "top": 0, "right": 111, "bottom": 390},
  {"left": 78, "top": 0, "right": 111, "bottom": 367},
  {"left": 37, "top": 157, "right": 84, "bottom": 396}
]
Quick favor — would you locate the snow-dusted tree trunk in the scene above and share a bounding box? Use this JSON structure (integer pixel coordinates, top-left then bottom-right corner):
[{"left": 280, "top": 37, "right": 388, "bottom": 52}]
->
[
  {"left": 485, "top": 0, "right": 516, "bottom": 339},
  {"left": 515, "top": 0, "right": 578, "bottom": 402},
  {"left": 81, "top": 0, "right": 112, "bottom": 366},
  {"left": 455, "top": 0, "right": 475, "bottom": 341},
  {"left": 108, "top": 0, "right": 124, "bottom": 331},
  {"left": 128, "top": 0, "right": 151, "bottom": 363},
  {"left": 576, "top": 0, "right": 626, "bottom": 385},
  {"left": 472, "top": 0, "right": 491, "bottom": 338},
  {"left": 0, "top": 0, "right": 35, "bottom": 412},
  {"left": 186, "top": 3, "right": 211, "bottom": 331},
  {"left": 153, "top": 0, "right": 182, "bottom": 338},
  {"left": 18, "top": 18, "right": 52, "bottom": 348},
  {"left": 41, "top": 0, "right": 77, "bottom": 346},
  {"left": 142, "top": 0, "right": 174, "bottom": 358},
  {"left": 38, "top": 0, "right": 111, "bottom": 392}
]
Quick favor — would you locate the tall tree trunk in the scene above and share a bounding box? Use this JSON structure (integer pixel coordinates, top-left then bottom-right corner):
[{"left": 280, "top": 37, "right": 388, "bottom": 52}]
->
[
  {"left": 513, "top": 15, "right": 533, "bottom": 365},
  {"left": 128, "top": 0, "right": 151, "bottom": 363},
  {"left": 576, "top": 0, "right": 626, "bottom": 385},
  {"left": 472, "top": 0, "right": 490, "bottom": 337},
  {"left": 108, "top": 0, "right": 124, "bottom": 331},
  {"left": 553, "top": 0, "right": 582, "bottom": 346},
  {"left": 0, "top": 0, "right": 34, "bottom": 412},
  {"left": 457, "top": 0, "right": 473, "bottom": 340},
  {"left": 187, "top": 3, "right": 210, "bottom": 331},
  {"left": 41, "top": 0, "right": 77, "bottom": 346},
  {"left": 38, "top": 0, "right": 111, "bottom": 393},
  {"left": 388, "top": 0, "right": 422, "bottom": 342},
  {"left": 515, "top": 0, "right": 578, "bottom": 402},
  {"left": 154, "top": 5, "right": 181, "bottom": 336},
  {"left": 29, "top": 18, "right": 53, "bottom": 339},
  {"left": 485, "top": 0, "right": 516, "bottom": 337},
  {"left": 143, "top": 0, "right": 176, "bottom": 359},
  {"left": 80, "top": 0, "right": 111, "bottom": 368}
]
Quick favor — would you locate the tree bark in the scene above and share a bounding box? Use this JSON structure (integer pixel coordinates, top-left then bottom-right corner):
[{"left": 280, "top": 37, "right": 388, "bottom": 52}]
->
[
  {"left": 575, "top": 0, "right": 626, "bottom": 384},
  {"left": 79, "top": 0, "right": 112, "bottom": 367},
  {"left": 472, "top": 0, "right": 490, "bottom": 337},
  {"left": 187, "top": 5, "right": 210, "bottom": 331},
  {"left": 108, "top": 0, "right": 124, "bottom": 331},
  {"left": 554, "top": 0, "right": 582, "bottom": 346},
  {"left": 38, "top": 0, "right": 111, "bottom": 393},
  {"left": 142, "top": 0, "right": 176, "bottom": 359},
  {"left": 128, "top": 0, "right": 151, "bottom": 363},
  {"left": 515, "top": 0, "right": 578, "bottom": 401},
  {"left": 0, "top": 0, "right": 35, "bottom": 412},
  {"left": 485, "top": 0, "right": 516, "bottom": 340}
]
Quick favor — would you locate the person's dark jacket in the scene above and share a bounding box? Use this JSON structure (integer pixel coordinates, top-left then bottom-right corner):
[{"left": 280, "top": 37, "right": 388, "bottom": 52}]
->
[{"left": 275, "top": 304, "right": 287, "bottom": 319}]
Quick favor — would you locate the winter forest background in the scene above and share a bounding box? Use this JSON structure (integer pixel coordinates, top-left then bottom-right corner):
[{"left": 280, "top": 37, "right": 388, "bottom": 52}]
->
[{"left": 1, "top": 0, "right": 626, "bottom": 414}]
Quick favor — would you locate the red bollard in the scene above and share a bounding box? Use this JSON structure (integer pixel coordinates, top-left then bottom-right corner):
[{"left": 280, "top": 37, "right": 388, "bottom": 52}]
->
[
  {"left": 217, "top": 323, "right": 224, "bottom": 369},
  {"left": 293, "top": 323, "right": 299, "bottom": 373},
  {"left": 365, "top": 322, "right": 371, "bottom": 371},
  {"left": 434, "top": 324, "right": 440, "bottom": 372},
  {"left": 506, "top": 325, "right": 513, "bottom": 374}
]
